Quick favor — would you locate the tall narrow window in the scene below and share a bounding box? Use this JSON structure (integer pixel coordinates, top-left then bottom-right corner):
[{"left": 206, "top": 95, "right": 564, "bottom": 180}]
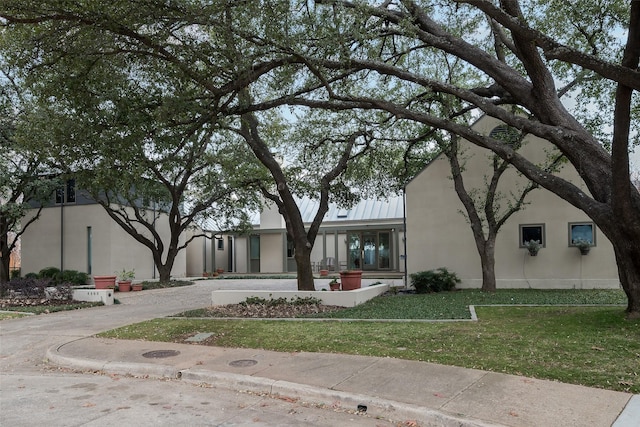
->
[
  {"left": 217, "top": 238, "right": 224, "bottom": 250},
  {"left": 86, "top": 226, "right": 93, "bottom": 274},
  {"left": 55, "top": 179, "right": 77, "bottom": 204},
  {"left": 66, "top": 179, "right": 76, "bottom": 203}
]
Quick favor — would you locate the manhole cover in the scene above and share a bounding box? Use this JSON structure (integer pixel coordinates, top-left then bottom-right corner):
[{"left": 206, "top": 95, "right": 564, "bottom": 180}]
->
[
  {"left": 229, "top": 359, "right": 258, "bottom": 367},
  {"left": 142, "top": 350, "right": 181, "bottom": 359}
]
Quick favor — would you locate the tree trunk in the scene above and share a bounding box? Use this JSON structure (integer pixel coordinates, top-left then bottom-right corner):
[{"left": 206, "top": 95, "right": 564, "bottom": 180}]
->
[
  {"left": 608, "top": 231, "right": 640, "bottom": 319},
  {"left": 0, "top": 216, "right": 8, "bottom": 283},
  {"left": 0, "top": 252, "right": 9, "bottom": 284},
  {"left": 155, "top": 248, "right": 177, "bottom": 283},
  {"left": 294, "top": 243, "right": 315, "bottom": 291},
  {"left": 157, "top": 264, "right": 172, "bottom": 283},
  {"left": 480, "top": 240, "right": 497, "bottom": 293}
]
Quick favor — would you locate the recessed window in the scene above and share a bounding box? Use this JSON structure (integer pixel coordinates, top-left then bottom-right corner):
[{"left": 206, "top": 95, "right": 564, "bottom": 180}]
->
[
  {"left": 286, "top": 235, "right": 295, "bottom": 258},
  {"left": 569, "top": 222, "right": 595, "bottom": 246},
  {"left": 519, "top": 224, "right": 545, "bottom": 247},
  {"left": 55, "top": 179, "right": 76, "bottom": 204},
  {"left": 489, "top": 125, "right": 522, "bottom": 147},
  {"left": 217, "top": 238, "right": 224, "bottom": 250}
]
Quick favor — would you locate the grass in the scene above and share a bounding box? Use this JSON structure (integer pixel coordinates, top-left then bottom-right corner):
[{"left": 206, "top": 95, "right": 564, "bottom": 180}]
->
[
  {"left": 177, "top": 289, "right": 629, "bottom": 319},
  {"left": 98, "top": 289, "right": 640, "bottom": 393},
  {"left": 0, "top": 311, "right": 30, "bottom": 320},
  {"left": 137, "top": 279, "right": 194, "bottom": 290},
  {"left": 0, "top": 301, "right": 104, "bottom": 316}
]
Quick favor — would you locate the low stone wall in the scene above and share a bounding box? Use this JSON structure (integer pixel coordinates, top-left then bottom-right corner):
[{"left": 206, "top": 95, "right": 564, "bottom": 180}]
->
[
  {"left": 72, "top": 289, "right": 115, "bottom": 305},
  {"left": 211, "top": 284, "right": 389, "bottom": 308}
]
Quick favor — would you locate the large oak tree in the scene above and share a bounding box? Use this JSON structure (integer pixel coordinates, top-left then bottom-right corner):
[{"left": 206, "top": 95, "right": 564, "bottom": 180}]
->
[
  {"left": 0, "top": 1, "right": 410, "bottom": 290},
  {"left": 247, "top": 0, "right": 640, "bottom": 317}
]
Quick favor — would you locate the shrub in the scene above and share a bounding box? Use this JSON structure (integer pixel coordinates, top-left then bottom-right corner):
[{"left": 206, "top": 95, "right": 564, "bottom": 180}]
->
[
  {"left": 34, "top": 267, "right": 88, "bottom": 285},
  {"left": 38, "top": 267, "right": 62, "bottom": 284},
  {"left": 1, "top": 277, "right": 52, "bottom": 298},
  {"left": 410, "top": 268, "right": 461, "bottom": 293},
  {"left": 60, "top": 270, "right": 89, "bottom": 285},
  {"left": 0, "top": 277, "right": 73, "bottom": 300},
  {"left": 10, "top": 269, "right": 21, "bottom": 279}
]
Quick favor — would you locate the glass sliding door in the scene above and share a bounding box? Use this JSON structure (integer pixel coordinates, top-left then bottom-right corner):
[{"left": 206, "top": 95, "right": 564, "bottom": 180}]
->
[{"left": 347, "top": 230, "right": 392, "bottom": 271}]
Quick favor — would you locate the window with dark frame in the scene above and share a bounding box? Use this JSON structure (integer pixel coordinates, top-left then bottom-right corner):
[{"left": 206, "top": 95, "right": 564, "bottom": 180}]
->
[
  {"left": 217, "top": 238, "right": 224, "bottom": 250},
  {"left": 286, "top": 235, "right": 295, "bottom": 258},
  {"left": 569, "top": 222, "right": 595, "bottom": 246},
  {"left": 55, "top": 179, "right": 76, "bottom": 204},
  {"left": 519, "top": 224, "right": 545, "bottom": 247}
]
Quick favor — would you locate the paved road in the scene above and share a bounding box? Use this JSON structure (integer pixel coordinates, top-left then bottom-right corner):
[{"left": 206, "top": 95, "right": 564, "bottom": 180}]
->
[{"left": 1, "top": 280, "right": 398, "bottom": 426}]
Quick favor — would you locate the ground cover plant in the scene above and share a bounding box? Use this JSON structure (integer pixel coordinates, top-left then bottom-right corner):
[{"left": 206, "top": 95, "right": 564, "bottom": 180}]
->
[
  {"left": 138, "top": 280, "right": 194, "bottom": 290},
  {"left": 98, "top": 289, "right": 639, "bottom": 393},
  {"left": 177, "top": 289, "right": 628, "bottom": 320}
]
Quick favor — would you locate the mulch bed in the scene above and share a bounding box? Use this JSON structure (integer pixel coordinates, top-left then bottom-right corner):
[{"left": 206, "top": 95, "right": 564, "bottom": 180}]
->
[{"left": 197, "top": 303, "right": 345, "bottom": 318}]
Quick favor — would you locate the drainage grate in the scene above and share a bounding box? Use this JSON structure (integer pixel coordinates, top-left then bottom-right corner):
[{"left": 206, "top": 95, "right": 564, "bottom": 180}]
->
[
  {"left": 142, "top": 350, "right": 181, "bottom": 359},
  {"left": 229, "top": 359, "right": 258, "bottom": 367}
]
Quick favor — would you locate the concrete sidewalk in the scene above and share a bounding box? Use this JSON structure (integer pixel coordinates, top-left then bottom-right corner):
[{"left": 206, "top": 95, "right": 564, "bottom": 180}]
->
[{"left": 46, "top": 336, "right": 638, "bottom": 427}]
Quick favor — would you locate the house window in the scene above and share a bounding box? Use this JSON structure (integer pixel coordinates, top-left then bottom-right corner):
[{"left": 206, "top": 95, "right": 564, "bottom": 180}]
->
[
  {"left": 489, "top": 125, "right": 521, "bottom": 147},
  {"left": 286, "top": 235, "right": 295, "bottom": 258},
  {"left": 55, "top": 179, "right": 76, "bottom": 204},
  {"left": 519, "top": 224, "right": 545, "bottom": 247},
  {"left": 217, "top": 238, "right": 224, "bottom": 250},
  {"left": 569, "top": 222, "right": 595, "bottom": 246}
]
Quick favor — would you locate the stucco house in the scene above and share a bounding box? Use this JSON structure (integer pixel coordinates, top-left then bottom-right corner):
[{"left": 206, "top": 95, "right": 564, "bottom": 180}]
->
[
  {"left": 188, "top": 196, "right": 407, "bottom": 275},
  {"left": 20, "top": 179, "right": 187, "bottom": 279},
  {"left": 405, "top": 115, "right": 620, "bottom": 289},
  {"left": 21, "top": 178, "right": 405, "bottom": 280}
]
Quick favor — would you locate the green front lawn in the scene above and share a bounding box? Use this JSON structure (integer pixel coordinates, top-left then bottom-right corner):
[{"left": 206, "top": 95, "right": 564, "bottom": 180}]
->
[{"left": 98, "top": 289, "right": 639, "bottom": 393}]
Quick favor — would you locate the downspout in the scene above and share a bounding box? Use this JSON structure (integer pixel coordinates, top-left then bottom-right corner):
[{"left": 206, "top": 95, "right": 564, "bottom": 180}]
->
[
  {"left": 152, "top": 201, "right": 156, "bottom": 279},
  {"left": 60, "top": 200, "right": 64, "bottom": 271},
  {"left": 403, "top": 187, "right": 408, "bottom": 288},
  {"left": 203, "top": 234, "right": 207, "bottom": 274}
]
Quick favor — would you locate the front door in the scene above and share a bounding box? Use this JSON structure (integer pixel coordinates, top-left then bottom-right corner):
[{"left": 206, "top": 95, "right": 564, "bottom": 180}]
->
[{"left": 347, "top": 231, "right": 392, "bottom": 270}]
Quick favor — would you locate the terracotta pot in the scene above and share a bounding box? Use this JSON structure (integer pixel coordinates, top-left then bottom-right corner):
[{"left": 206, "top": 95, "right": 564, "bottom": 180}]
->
[
  {"left": 339, "top": 270, "right": 362, "bottom": 291},
  {"left": 216, "top": 268, "right": 224, "bottom": 274},
  {"left": 94, "top": 275, "right": 117, "bottom": 289},
  {"left": 118, "top": 281, "right": 132, "bottom": 292},
  {"left": 319, "top": 269, "right": 329, "bottom": 277},
  {"left": 131, "top": 283, "right": 143, "bottom": 291},
  {"left": 329, "top": 282, "right": 341, "bottom": 291}
]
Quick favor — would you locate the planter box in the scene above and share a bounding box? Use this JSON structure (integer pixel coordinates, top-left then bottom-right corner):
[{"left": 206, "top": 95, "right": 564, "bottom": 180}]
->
[
  {"left": 211, "top": 284, "right": 389, "bottom": 308},
  {"left": 94, "top": 275, "right": 116, "bottom": 289}
]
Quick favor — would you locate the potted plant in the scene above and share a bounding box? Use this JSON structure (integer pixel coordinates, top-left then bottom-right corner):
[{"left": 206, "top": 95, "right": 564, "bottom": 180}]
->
[
  {"left": 216, "top": 268, "right": 224, "bottom": 274},
  {"left": 329, "top": 278, "right": 340, "bottom": 291},
  {"left": 574, "top": 239, "right": 591, "bottom": 255},
  {"left": 116, "top": 269, "right": 135, "bottom": 292},
  {"left": 93, "top": 275, "right": 116, "bottom": 289},
  {"left": 319, "top": 269, "right": 329, "bottom": 277},
  {"left": 339, "top": 270, "right": 362, "bottom": 290},
  {"left": 524, "top": 240, "right": 541, "bottom": 256}
]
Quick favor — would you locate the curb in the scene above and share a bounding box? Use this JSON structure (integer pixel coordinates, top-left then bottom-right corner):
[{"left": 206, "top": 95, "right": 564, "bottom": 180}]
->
[
  {"left": 180, "top": 369, "right": 501, "bottom": 427},
  {"left": 45, "top": 344, "right": 181, "bottom": 379},
  {"left": 46, "top": 343, "right": 500, "bottom": 427}
]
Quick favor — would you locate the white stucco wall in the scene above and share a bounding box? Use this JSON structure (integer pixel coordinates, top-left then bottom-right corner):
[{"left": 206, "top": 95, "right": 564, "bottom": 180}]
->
[
  {"left": 21, "top": 203, "right": 187, "bottom": 281},
  {"left": 260, "top": 232, "right": 284, "bottom": 273},
  {"left": 405, "top": 116, "right": 620, "bottom": 289}
]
